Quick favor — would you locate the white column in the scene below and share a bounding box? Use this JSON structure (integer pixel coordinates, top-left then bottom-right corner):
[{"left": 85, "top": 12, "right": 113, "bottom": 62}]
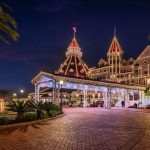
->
[
  {"left": 108, "top": 87, "right": 111, "bottom": 109},
  {"left": 92, "top": 92, "right": 95, "bottom": 103},
  {"left": 104, "top": 91, "right": 108, "bottom": 108},
  {"left": 104, "top": 87, "right": 111, "bottom": 109},
  {"left": 132, "top": 91, "right": 135, "bottom": 101},
  {"left": 35, "top": 83, "right": 40, "bottom": 101},
  {"left": 124, "top": 89, "right": 129, "bottom": 107},
  {"left": 56, "top": 82, "right": 60, "bottom": 105},
  {"left": 83, "top": 89, "right": 87, "bottom": 108},
  {"left": 139, "top": 91, "right": 144, "bottom": 103},
  {"left": 52, "top": 81, "right": 56, "bottom": 102},
  {"left": 103, "top": 92, "right": 105, "bottom": 102},
  {"left": 98, "top": 93, "right": 100, "bottom": 99}
]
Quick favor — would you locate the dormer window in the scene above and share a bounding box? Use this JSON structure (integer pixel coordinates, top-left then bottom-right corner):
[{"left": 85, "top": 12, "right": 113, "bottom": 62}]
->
[
  {"left": 69, "top": 68, "right": 74, "bottom": 72},
  {"left": 80, "top": 69, "right": 84, "bottom": 73}
]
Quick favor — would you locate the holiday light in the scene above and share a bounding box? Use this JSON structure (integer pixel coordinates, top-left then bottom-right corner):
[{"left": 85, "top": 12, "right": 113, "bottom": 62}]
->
[
  {"left": 31, "top": 31, "right": 146, "bottom": 106},
  {"left": 57, "top": 30, "right": 88, "bottom": 78}
]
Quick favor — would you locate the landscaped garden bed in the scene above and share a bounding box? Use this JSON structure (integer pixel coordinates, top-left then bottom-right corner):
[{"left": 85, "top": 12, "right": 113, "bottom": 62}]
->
[{"left": 0, "top": 100, "right": 63, "bottom": 126}]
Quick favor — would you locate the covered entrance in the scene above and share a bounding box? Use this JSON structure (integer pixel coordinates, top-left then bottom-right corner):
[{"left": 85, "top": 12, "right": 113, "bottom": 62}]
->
[{"left": 31, "top": 72, "right": 145, "bottom": 108}]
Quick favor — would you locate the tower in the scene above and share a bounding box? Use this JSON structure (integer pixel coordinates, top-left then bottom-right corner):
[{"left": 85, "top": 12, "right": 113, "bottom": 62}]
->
[
  {"left": 107, "top": 29, "right": 123, "bottom": 79},
  {"left": 57, "top": 27, "right": 88, "bottom": 78}
]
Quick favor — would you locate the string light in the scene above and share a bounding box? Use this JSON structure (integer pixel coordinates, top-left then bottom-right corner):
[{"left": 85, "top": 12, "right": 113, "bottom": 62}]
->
[{"left": 31, "top": 31, "right": 146, "bottom": 104}]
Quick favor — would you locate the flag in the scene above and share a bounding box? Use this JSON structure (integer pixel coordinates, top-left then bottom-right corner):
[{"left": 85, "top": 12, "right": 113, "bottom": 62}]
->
[{"left": 73, "top": 26, "right": 76, "bottom": 33}]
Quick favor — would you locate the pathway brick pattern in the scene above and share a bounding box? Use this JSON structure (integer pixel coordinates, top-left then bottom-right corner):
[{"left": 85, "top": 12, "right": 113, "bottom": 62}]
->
[{"left": 0, "top": 108, "right": 150, "bottom": 150}]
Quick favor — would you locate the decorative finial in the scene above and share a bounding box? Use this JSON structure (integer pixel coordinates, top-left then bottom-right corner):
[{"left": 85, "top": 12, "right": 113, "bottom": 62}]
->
[
  {"left": 73, "top": 25, "right": 76, "bottom": 38},
  {"left": 114, "top": 26, "right": 116, "bottom": 37}
]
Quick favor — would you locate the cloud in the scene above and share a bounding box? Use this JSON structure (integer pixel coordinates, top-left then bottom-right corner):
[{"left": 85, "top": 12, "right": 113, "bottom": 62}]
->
[
  {"left": 0, "top": 50, "right": 27, "bottom": 61},
  {"left": 35, "top": 0, "right": 81, "bottom": 13},
  {"left": 36, "top": 5, "right": 64, "bottom": 13}
]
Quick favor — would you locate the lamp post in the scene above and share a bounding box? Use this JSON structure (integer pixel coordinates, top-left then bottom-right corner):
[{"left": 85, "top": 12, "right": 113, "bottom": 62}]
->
[
  {"left": 13, "top": 93, "right": 17, "bottom": 97},
  {"left": 59, "top": 80, "right": 64, "bottom": 112}
]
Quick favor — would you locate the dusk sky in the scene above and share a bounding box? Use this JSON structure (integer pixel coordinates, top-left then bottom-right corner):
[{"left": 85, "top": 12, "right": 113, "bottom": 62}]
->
[{"left": 1, "top": 0, "right": 150, "bottom": 93}]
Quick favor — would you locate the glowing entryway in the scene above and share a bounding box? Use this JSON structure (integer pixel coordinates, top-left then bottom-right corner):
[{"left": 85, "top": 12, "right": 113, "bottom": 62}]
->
[{"left": 31, "top": 71, "right": 145, "bottom": 108}]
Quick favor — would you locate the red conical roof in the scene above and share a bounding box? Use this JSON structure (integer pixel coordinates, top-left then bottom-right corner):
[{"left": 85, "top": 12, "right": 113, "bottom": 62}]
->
[
  {"left": 57, "top": 36, "right": 88, "bottom": 78},
  {"left": 57, "top": 56, "right": 88, "bottom": 77},
  {"left": 68, "top": 37, "right": 80, "bottom": 49},
  {"left": 108, "top": 36, "right": 123, "bottom": 54}
]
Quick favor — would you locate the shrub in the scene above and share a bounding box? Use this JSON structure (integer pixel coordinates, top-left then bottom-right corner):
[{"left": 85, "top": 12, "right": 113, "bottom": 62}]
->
[
  {"left": 0, "top": 117, "right": 9, "bottom": 125},
  {"left": 43, "top": 102, "right": 61, "bottom": 117},
  {"left": 43, "top": 101, "right": 52, "bottom": 115},
  {"left": 41, "top": 111, "right": 48, "bottom": 119},
  {"left": 49, "top": 110, "right": 60, "bottom": 117},
  {"left": 50, "top": 103, "right": 60, "bottom": 111},
  {"left": 49, "top": 104, "right": 61, "bottom": 117},
  {"left": 23, "top": 112, "right": 37, "bottom": 122},
  {"left": 144, "top": 85, "right": 150, "bottom": 97}
]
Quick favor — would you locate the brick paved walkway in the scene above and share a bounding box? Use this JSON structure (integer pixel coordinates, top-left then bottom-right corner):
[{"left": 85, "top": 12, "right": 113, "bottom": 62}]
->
[{"left": 0, "top": 108, "right": 150, "bottom": 150}]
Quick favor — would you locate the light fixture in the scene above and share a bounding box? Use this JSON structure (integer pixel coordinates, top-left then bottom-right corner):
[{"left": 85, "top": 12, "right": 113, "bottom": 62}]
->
[
  {"left": 20, "top": 89, "right": 24, "bottom": 93},
  {"left": 13, "top": 93, "right": 17, "bottom": 97},
  {"left": 59, "top": 80, "right": 64, "bottom": 85}
]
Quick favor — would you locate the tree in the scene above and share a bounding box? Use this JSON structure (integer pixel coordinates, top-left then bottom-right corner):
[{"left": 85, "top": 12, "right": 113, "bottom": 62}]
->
[
  {"left": 0, "top": 1, "right": 19, "bottom": 44},
  {"left": 0, "top": 89, "right": 13, "bottom": 102},
  {"left": 144, "top": 85, "right": 150, "bottom": 97},
  {"left": 7, "top": 100, "right": 31, "bottom": 121},
  {"left": 30, "top": 100, "right": 46, "bottom": 120}
]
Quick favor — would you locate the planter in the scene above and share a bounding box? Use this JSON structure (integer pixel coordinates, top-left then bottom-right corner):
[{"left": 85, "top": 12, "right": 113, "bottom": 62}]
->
[{"left": 0, "top": 113, "right": 65, "bottom": 129}]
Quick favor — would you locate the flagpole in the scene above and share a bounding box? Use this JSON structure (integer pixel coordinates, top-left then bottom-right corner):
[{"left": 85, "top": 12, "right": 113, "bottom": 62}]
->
[
  {"left": 114, "top": 26, "right": 116, "bottom": 37},
  {"left": 73, "top": 26, "right": 76, "bottom": 38},
  {"left": 74, "top": 31, "right": 76, "bottom": 38}
]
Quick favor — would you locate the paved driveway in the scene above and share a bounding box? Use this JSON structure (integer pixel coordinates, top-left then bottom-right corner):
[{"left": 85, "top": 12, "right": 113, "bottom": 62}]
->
[{"left": 0, "top": 108, "right": 150, "bottom": 150}]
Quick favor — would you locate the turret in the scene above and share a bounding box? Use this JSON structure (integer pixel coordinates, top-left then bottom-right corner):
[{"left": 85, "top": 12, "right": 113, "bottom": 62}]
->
[
  {"left": 57, "top": 27, "right": 88, "bottom": 78},
  {"left": 107, "top": 29, "right": 123, "bottom": 79}
]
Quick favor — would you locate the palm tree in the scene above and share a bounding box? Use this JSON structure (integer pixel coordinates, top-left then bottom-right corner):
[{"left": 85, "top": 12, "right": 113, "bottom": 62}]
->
[
  {"left": 30, "top": 100, "right": 46, "bottom": 120},
  {"left": 44, "top": 101, "right": 52, "bottom": 115},
  {"left": 0, "top": 1, "right": 19, "bottom": 44},
  {"left": 7, "top": 100, "right": 31, "bottom": 121}
]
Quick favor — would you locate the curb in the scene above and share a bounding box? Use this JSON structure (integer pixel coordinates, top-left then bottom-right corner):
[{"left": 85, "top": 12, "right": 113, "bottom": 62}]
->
[
  {"left": 0, "top": 113, "right": 66, "bottom": 129},
  {"left": 111, "top": 108, "right": 150, "bottom": 113}
]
